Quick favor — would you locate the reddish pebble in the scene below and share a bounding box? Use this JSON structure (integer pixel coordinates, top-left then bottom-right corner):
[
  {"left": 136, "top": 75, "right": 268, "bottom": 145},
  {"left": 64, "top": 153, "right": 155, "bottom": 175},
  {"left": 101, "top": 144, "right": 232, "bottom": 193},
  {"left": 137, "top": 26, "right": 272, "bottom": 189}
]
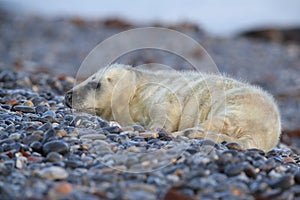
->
[
  {"left": 27, "top": 156, "right": 43, "bottom": 163},
  {"left": 6, "top": 99, "right": 19, "bottom": 106},
  {"left": 54, "top": 182, "right": 72, "bottom": 195},
  {"left": 231, "top": 187, "right": 245, "bottom": 196},
  {"left": 284, "top": 157, "right": 295, "bottom": 163},
  {"left": 175, "top": 169, "right": 183, "bottom": 177}
]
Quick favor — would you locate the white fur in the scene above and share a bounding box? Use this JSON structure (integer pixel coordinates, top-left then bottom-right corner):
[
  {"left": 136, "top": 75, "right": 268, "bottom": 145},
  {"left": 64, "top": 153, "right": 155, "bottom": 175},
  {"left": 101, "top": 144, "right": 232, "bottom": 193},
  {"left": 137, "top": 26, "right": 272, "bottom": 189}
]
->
[{"left": 69, "top": 64, "right": 281, "bottom": 151}]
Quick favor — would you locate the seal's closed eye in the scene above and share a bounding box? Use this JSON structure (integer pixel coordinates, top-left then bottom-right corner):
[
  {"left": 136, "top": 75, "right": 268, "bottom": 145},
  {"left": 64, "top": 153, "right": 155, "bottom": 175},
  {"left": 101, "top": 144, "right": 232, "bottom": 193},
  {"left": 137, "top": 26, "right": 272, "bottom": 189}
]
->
[
  {"left": 96, "top": 82, "right": 101, "bottom": 89},
  {"left": 87, "top": 82, "right": 101, "bottom": 90}
]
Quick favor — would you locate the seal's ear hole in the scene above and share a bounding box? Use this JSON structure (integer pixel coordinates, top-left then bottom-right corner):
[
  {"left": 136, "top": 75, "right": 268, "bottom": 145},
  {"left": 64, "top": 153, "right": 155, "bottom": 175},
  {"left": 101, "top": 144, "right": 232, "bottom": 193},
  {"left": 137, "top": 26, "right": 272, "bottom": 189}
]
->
[{"left": 107, "top": 77, "right": 112, "bottom": 82}]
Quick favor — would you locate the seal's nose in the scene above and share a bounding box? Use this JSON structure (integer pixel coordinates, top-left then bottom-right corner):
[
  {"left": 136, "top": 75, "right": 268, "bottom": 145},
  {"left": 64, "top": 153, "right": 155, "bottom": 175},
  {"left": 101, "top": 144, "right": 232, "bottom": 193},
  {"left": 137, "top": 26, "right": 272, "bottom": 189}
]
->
[{"left": 64, "top": 91, "right": 73, "bottom": 108}]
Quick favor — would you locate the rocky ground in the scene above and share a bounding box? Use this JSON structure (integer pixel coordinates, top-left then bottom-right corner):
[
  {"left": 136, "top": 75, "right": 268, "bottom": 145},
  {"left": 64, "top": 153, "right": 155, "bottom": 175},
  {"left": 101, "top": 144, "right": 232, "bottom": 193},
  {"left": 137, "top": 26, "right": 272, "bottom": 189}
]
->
[{"left": 1, "top": 9, "right": 300, "bottom": 200}]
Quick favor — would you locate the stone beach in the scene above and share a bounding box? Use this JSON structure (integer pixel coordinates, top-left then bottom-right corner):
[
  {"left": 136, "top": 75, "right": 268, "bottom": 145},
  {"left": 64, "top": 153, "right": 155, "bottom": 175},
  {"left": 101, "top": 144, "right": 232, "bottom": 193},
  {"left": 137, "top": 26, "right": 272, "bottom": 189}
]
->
[{"left": 1, "top": 9, "right": 300, "bottom": 200}]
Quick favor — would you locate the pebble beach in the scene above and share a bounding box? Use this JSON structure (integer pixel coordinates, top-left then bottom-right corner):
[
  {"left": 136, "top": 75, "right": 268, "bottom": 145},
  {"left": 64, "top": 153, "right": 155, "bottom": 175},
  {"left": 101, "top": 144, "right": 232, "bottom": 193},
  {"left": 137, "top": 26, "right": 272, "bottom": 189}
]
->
[{"left": 1, "top": 9, "right": 300, "bottom": 200}]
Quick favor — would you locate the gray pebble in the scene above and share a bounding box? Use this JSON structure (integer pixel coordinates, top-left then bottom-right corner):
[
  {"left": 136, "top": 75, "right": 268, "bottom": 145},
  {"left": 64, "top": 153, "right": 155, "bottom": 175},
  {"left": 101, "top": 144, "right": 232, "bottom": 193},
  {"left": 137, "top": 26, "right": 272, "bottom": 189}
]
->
[
  {"left": 102, "top": 126, "right": 122, "bottom": 133},
  {"left": 42, "top": 140, "right": 70, "bottom": 155},
  {"left": 30, "top": 141, "right": 43, "bottom": 153},
  {"left": 258, "top": 158, "right": 276, "bottom": 172},
  {"left": 0, "top": 183, "right": 15, "bottom": 200},
  {"left": 224, "top": 164, "right": 244, "bottom": 177},
  {"left": 45, "top": 152, "right": 63, "bottom": 162},
  {"left": 0, "top": 104, "right": 11, "bottom": 110},
  {"left": 41, "top": 128, "right": 56, "bottom": 144},
  {"left": 35, "top": 105, "right": 49, "bottom": 114},
  {"left": 13, "top": 105, "right": 36, "bottom": 113},
  {"left": 294, "top": 172, "right": 300, "bottom": 184},
  {"left": 23, "top": 134, "right": 43, "bottom": 145},
  {"left": 42, "top": 110, "right": 56, "bottom": 122},
  {"left": 268, "top": 175, "right": 295, "bottom": 190},
  {"left": 132, "top": 125, "right": 145, "bottom": 132}
]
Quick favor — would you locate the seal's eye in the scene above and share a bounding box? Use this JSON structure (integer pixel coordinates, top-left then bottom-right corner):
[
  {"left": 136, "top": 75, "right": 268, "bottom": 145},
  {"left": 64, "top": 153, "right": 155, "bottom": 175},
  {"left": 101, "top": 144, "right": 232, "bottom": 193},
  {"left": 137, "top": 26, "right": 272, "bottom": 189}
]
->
[
  {"left": 88, "top": 81, "right": 101, "bottom": 89},
  {"left": 96, "top": 82, "right": 101, "bottom": 89}
]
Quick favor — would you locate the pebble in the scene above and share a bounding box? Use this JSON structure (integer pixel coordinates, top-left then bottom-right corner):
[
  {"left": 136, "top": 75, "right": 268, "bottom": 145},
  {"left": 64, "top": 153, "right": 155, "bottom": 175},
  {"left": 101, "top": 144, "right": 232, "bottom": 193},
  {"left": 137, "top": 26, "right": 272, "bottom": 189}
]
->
[
  {"left": 45, "top": 152, "right": 63, "bottom": 162},
  {"left": 30, "top": 141, "right": 43, "bottom": 153},
  {"left": 224, "top": 164, "right": 243, "bottom": 176},
  {"left": 225, "top": 142, "right": 242, "bottom": 151},
  {"left": 166, "top": 174, "right": 180, "bottom": 182},
  {"left": 35, "top": 105, "right": 49, "bottom": 114},
  {"left": 284, "top": 157, "right": 295, "bottom": 163},
  {"left": 243, "top": 164, "right": 258, "bottom": 179},
  {"left": 5, "top": 99, "right": 19, "bottom": 106},
  {"left": 13, "top": 105, "right": 36, "bottom": 113},
  {"left": 42, "top": 140, "right": 70, "bottom": 155},
  {"left": 16, "top": 156, "right": 27, "bottom": 169},
  {"left": 268, "top": 175, "right": 295, "bottom": 189},
  {"left": 9, "top": 133, "right": 21, "bottom": 140},
  {"left": 42, "top": 110, "right": 57, "bottom": 122},
  {"left": 39, "top": 166, "right": 68, "bottom": 180},
  {"left": 102, "top": 126, "right": 122, "bottom": 133},
  {"left": 23, "top": 101, "right": 34, "bottom": 107},
  {"left": 80, "top": 133, "right": 106, "bottom": 140},
  {"left": 121, "top": 126, "right": 135, "bottom": 132},
  {"left": 53, "top": 182, "right": 72, "bottom": 195},
  {"left": 294, "top": 172, "right": 300, "bottom": 184},
  {"left": 57, "top": 130, "right": 67, "bottom": 137},
  {"left": 139, "top": 131, "right": 159, "bottom": 138},
  {"left": 129, "top": 183, "right": 157, "bottom": 194},
  {"left": 132, "top": 125, "right": 145, "bottom": 132},
  {"left": 41, "top": 128, "right": 57, "bottom": 143}
]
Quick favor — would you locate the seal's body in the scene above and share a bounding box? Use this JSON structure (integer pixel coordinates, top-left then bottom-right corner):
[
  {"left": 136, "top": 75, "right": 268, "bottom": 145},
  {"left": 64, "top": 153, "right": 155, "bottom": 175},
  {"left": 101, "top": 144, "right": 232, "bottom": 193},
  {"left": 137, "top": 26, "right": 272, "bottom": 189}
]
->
[{"left": 65, "top": 64, "right": 281, "bottom": 151}]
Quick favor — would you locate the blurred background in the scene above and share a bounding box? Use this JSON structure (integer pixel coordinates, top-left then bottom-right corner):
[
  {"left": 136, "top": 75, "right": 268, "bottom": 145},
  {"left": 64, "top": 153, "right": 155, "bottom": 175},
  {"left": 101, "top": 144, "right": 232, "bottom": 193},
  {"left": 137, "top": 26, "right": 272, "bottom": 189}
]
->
[
  {"left": 0, "top": 0, "right": 300, "bottom": 149},
  {"left": 1, "top": 0, "right": 300, "bottom": 36}
]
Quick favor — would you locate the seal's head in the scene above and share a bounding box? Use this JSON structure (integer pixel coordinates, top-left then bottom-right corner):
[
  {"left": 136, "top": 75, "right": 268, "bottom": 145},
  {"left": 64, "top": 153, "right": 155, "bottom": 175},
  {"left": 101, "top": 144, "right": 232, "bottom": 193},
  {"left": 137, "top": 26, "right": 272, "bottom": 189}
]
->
[
  {"left": 64, "top": 70, "right": 102, "bottom": 114},
  {"left": 64, "top": 64, "right": 134, "bottom": 119}
]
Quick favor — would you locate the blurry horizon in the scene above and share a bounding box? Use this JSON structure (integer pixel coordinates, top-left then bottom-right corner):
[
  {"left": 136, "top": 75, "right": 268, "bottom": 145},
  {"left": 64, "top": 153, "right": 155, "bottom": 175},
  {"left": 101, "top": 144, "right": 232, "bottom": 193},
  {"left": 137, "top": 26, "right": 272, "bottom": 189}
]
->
[{"left": 1, "top": 0, "right": 300, "bottom": 36}]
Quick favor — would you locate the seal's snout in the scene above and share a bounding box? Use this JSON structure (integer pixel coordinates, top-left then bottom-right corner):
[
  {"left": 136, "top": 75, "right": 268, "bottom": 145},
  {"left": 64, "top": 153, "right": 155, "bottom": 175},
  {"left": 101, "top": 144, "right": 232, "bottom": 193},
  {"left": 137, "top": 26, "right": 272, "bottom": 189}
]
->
[{"left": 65, "top": 90, "right": 73, "bottom": 108}]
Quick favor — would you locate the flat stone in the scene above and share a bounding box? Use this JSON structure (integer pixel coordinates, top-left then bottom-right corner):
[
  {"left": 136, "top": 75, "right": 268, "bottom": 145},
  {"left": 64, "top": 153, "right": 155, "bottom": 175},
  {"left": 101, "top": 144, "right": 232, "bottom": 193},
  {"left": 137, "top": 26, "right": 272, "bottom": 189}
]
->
[
  {"left": 39, "top": 166, "right": 68, "bottom": 180},
  {"left": 13, "top": 105, "right": 36, "bottom": 113},
  {"left": 80, "top": 133, "right": 106, "bottom": 140}
]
